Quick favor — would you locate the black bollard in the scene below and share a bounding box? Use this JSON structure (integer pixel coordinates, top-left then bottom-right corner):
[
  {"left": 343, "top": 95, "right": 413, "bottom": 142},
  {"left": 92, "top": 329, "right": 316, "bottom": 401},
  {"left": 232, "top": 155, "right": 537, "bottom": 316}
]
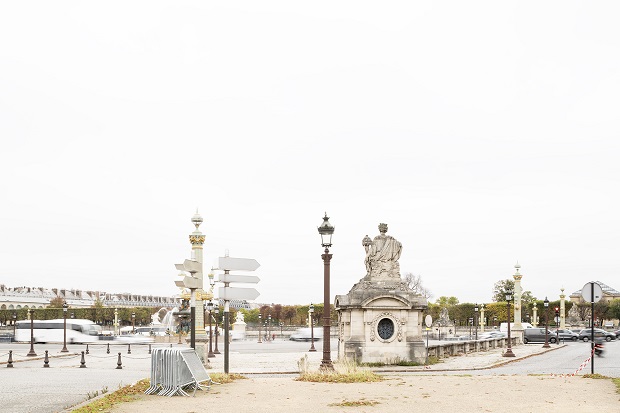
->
[
  {"left": 106, "top": 343, "right": 110, "bottom": 354},
  {"left": 43, "top": 350, "right": 49, "bottom": 368},
  {"left": 79, "top": 351, "right": 86, "bottom": 368},
  {"left": 148, "top": 344, "right": 151, "bottom": 354},
  {"left": 170, "top": 343, "right": 172, "bottom": 348},
  {"left": 116, "top": 352, "right": 122, "bottom": 369},
  {"left": 127, "top": 344, "right": 131, "bottom": 354},
  {"left": 7, "top": 350, "right": 13, "bottom": 368},
  {"left": 85, "top": 344, "right": 89, "bottom": 355}
]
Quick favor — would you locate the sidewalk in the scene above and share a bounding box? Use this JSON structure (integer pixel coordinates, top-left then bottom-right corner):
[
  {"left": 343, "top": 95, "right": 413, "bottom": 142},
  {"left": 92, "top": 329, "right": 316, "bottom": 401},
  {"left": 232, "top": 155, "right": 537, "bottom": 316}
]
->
[{"left": 201, "top": 343, "right": 564, "bottom": 374}]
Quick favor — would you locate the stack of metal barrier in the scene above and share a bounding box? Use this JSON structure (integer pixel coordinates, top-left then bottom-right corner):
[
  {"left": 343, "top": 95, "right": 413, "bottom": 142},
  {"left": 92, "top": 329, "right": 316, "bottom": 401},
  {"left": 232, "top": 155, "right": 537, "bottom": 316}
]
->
[{"left": 145, "top": 348, "right": 212, "bottom": 396}]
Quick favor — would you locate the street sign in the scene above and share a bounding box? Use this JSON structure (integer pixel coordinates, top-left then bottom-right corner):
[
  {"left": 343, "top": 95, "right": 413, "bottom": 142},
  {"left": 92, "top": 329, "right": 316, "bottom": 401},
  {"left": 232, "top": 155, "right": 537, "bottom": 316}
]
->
[
  {"left": 425, "top": 315, "right": 433, "bottom": 328},
  {"left": 218, "top": 274, "right": 260, "bottom": 284},
  {"left": 218, "top": 257, "right": 260, "bottom": 272},
  {"left": 218, "top": 286, "right": 260, "bottom": 301},
  {"left": 175, "top": 259, "right": 201, "bottom": 274},
  {"left": 182, "top": 276, "right": 202, "bottom": 289},
  {"left": 581, "top": 282, "right": 603, "bottom": 303}
]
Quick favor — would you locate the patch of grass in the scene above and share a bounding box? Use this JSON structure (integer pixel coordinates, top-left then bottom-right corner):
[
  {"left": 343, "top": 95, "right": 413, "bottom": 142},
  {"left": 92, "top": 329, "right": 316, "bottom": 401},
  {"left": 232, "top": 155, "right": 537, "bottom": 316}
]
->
[
  {"left": 582, "top": 373, "right": 610, "bottom": 379},
  {"left": 71, "top": 379, "right": 150, "bottom": 413},
  {"left": 612, "top": 378, "right": 620, "bottom": 394},
  {"left": 359, "top": 355, "right": 439, "bottom": 367},
  {"left": 329, "top": 399, "right": 380, "bottom": 407},
  {"left": 296, "top": 355, "right": 383, "bottom": 383},
  {"left": 210, "top": 373, "right": 247, "bottom": 384}
]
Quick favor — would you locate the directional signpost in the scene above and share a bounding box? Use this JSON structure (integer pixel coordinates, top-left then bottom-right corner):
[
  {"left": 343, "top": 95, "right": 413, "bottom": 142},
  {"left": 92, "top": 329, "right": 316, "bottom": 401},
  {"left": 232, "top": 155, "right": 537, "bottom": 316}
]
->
[
  {"left": 175, "top": 259, "right": 203, "bottom": 349},
  {"left": 217, "top": 256, "right": 261, "bottom": 373}
]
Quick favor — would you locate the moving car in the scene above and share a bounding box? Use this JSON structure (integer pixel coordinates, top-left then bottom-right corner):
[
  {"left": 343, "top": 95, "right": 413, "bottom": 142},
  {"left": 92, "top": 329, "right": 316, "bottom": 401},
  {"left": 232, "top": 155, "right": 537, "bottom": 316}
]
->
[
  {"left": 552, "top": 329, "right": 579, "bottom": 341},
  {"left": 289, "top": 327, "right": 322, "bottom": 342},
  {"left": 478, "top": 331, "right": 506, "bottom": 340},
  {"left": 577, "top": 328, "right": 616, "bottom": 342}
]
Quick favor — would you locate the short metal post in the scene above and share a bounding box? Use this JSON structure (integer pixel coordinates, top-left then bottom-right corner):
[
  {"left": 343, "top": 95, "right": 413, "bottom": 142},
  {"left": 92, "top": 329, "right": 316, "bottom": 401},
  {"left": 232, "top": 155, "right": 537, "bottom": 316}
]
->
[
  {"left": 86, "top": 344, "right": 90, "bottom": 354},
  {"left": 79, "top": 351, "right": 86, "bottom": 368},
  {"left": 127, "top": 344, "right": 131, "bottom": 354},
  {"left": 116, "top": 353, "right": 122, "bottom": 369},
  {"left": 7, "top": 350, "right": 13, "bottom": 368},
  {"left": 148, "top": 344, "right": 151, "bottom": 354},
  {"left": 43, "top": 350, "right": 50, "bottom": 368},
  {"left": 106, "top": 343, "right": 110, "bottom": 354}
]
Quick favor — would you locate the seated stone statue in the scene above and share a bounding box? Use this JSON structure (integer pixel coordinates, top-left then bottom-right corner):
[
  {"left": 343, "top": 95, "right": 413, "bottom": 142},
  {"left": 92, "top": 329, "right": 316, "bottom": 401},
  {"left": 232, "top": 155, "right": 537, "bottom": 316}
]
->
[{"left": 363, "top": 223, "right": 402, "bottom": 278}]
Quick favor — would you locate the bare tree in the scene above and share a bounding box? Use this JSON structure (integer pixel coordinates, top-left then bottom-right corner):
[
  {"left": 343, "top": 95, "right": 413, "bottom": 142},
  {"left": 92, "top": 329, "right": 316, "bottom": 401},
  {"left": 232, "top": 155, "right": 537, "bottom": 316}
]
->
[{"left": 403, "top": 273, "right": 432, "bottom": 299}]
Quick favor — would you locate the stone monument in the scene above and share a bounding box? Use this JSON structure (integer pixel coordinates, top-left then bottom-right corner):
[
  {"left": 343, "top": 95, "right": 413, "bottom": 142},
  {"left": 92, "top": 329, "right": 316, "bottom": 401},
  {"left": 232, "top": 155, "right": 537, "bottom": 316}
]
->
[
  {"left": 232, "top": 311, "right": 247, "bottom": 340},
  {"left": 335, "top": 223, "right": 428, "bottom": 364}
]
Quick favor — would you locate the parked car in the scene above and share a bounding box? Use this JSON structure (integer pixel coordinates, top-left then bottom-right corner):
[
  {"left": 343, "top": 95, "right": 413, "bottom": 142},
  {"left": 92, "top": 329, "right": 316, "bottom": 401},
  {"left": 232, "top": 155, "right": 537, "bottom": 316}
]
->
[
  {"left": 552, "top": 329, "right": 579, "bottom": 341},
  {"left": 577, "top": 328, "right": 616, "bottom": 342},
  {"left": 523, "top": 328, "right": 557, "bottom": 344},
  {"left": 614, "top": 329, "right": 620, "bottom": 339}
]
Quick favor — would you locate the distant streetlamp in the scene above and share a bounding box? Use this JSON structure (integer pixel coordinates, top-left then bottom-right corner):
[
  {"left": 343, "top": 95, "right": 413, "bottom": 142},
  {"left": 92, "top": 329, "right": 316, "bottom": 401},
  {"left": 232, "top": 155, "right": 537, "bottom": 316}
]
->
[
  {"left": 474, "top": 304, "right": 479, "bottom": 341},
  {"left": 268, "top": 314, "right": 272, "bottom": 341},
  {"left": 70, "top": 312, "right": 75, "bottom": 319},
  {"left": 317, "top": 213, "right": 335, "bottom": 370},
  {"left": 308, "top": 304, "right": 316, "bottom": 352},
  {"left": 131, "top": 312, "right": 136, "bottom": 334},
  {"left": 493, "top": 316, "right": 498, "bottom": 328},
  {"left": 279, "top": 322, "right": 284, "bottom": 338},
  {"left": 12, "top": 312, "right": 16, "bottom": 337},
  {"left": 258, "top": 313, "right": 262, "bottom": 343},
  {"left": 543, "top": 297, "right": 550, "bottom": 348},
  {"left": 206, "top": 301, "right": 215, "bottom": 358},
  {"left": 61, "top": 302, "right": 69, "bottom": 353},
  {"left": 214, "top": 307, "right": 220, "bottom": 354},
  {"left": 503, "top": 290, "right": 515, "bottom": 357},
  {"left": 27, "top": 309, "right": 37, "bottom": 357}
]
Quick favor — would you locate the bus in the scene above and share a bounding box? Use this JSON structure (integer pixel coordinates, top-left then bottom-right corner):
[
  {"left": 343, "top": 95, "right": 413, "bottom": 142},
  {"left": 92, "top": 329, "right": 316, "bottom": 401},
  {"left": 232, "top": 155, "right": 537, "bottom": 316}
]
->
[{"left": 15, "top": 319, "right": 103, "bottom": 344}]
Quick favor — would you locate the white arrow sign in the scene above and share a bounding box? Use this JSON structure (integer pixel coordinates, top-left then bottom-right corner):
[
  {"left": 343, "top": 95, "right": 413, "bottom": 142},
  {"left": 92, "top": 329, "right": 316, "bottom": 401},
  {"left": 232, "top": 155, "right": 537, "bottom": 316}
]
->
[
  {"left": 219, "top": 286, "right": 260, "bottom": 301},
  {"left": 218, "top": 274, "right": 260, "bottom": 284},
  {"left": 175, "top": 259, "right": 201, "bottom": 274},
  {"left": 218, "top": 257, "right": 260, "bottom": 272}
]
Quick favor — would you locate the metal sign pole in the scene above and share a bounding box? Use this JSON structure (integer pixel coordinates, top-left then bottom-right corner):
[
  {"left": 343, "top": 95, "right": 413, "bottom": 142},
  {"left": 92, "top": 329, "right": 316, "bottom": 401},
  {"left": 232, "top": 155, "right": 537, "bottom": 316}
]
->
[
  {"left": 591, "top": 282, "right": 594, "bottom": 375},
  {"left": 224, "top": 270, "right": 230, "bottom": 374}
]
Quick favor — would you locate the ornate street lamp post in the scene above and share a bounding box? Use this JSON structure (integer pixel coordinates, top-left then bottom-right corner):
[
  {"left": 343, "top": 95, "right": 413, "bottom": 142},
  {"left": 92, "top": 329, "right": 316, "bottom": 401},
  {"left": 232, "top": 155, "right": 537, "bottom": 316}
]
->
[
  {"left": 318, "top": 213, "right": 335, "bottom": 369},
  {"left": 61, "top": 302, "right": 69, "bottom": 353},
  {"left": 258, "top": 313, "right": 262, "bottom": 343},
  {"left": 474, "top": 304, "right": 479, "bottom": 341},
  {"left": 542, "top": 297, "right": 550, "bottom": 348},
  {"left": 12, "top": 312, "right": 17, "bottom": 337},
  {"left": 308, "top": 304, "right": 316, "bottom": 352},
  {"left": 131, "top": 312, "right": 136, "bottom": 334},
  {"left": 206, "top": 301, "right": 215, "bottom": 358},
  {"left": 27, "top": 309, "right": 37, "bottom": 357},
  {"left": 503, "top": 290, "right": 515, "bottom": 357}
]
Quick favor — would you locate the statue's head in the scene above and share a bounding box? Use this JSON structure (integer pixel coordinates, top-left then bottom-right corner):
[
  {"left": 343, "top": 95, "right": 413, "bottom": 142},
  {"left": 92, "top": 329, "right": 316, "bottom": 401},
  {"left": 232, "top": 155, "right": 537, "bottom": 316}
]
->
[{"left": 378, "top": 223, "right": 388, "bottom": 233}]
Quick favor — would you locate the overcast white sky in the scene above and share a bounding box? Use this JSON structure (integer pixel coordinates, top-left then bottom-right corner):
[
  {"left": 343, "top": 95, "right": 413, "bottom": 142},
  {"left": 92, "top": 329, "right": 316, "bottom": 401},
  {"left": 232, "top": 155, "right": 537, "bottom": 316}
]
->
[{"left": 1, "top": 1, "right": 619, "bottom": 306}]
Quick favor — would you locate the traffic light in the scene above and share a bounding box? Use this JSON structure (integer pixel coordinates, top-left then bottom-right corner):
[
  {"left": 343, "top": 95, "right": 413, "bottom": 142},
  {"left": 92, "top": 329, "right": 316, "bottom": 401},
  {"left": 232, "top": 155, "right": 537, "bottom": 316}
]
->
[{"left": 554, "top": 307, "right": 559, "bottom": 317}]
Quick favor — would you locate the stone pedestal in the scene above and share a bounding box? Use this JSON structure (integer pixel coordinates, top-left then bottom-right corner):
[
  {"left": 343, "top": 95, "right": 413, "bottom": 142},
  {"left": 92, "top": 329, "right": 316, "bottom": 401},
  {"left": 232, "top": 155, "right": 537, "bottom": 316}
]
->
[
  {"left": 335, "top": 278, "right": 427, "bottom": 364},
  {"left": 232, "top": 319, "right": 247, "bottom": 340}
]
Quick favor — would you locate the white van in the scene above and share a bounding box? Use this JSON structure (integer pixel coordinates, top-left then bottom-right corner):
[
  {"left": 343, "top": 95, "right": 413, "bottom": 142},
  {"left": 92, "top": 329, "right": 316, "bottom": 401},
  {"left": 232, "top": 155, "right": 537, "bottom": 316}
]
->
[{"left": 499, "top": 322, "right": 533, "bottom": 333}]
